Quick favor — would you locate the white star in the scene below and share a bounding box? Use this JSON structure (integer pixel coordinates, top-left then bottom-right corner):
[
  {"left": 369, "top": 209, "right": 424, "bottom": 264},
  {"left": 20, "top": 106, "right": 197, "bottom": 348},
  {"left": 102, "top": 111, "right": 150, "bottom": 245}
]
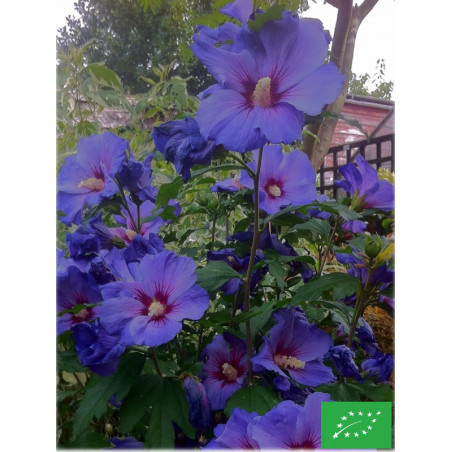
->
[
  {"left": 342, "top": 416, "right": 347, "bottom": 420},
  {"left": 362, "top": 431, "right": 367, "bottom": 435},
  {"left": 337, "top": 423, "right": 343, "bottom": 428},
  {"left": 368, "top": 426, "right": 372, "bottom": 430},
  {"left": 354, "top": 432, "right": 359, "bottom": 437},
  {"left": 333, "top": 433, "right": 338, "bottom": 439},
  {"left": 368, "top": 412, "right": 372, "bottom": 417},
  {"left": 377, "top": 411, "right": 381, "bottom": 415},
  {"left": 372, "top": 419, "right": 376, "bottom": 423},
  {"left": 358, "top": 411, "right": 363, "bottom": 416},
  {"left": 349, "top": 411, "right": 355, "bottom": 416},
  {"left": 345, "top": 433, "right": 350, "bottom": 438}
]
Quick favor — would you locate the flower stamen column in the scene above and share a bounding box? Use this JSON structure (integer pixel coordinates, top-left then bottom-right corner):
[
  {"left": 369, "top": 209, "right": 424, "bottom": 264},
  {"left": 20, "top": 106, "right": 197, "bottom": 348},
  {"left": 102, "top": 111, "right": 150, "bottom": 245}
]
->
[{"left": 242, "top": 146, "right": 264, "bottom": 386}]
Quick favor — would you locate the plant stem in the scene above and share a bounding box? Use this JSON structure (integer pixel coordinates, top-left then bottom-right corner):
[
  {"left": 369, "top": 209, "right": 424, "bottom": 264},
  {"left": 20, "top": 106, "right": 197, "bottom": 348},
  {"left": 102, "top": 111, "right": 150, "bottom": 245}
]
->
[
  {"left": 225, "top": 213, "right": 229, "bottom": 239},
  {"left": 242, "top": 146, "right": 264, "bottom": 386},
  {"left": 114, "top": 176, "right": 139, "bottom": 232},
  {"left": 150, "top": 347, "right": 162, "bottom": 377},
  {"left": 347, "top": 266, "right": 373, "bottom": 348},
  {"left": 211, "top": 216, "right": 216, "bottom": 250},
  {"left": 228, "top": 153, "right": 256, "bottom": 178}
]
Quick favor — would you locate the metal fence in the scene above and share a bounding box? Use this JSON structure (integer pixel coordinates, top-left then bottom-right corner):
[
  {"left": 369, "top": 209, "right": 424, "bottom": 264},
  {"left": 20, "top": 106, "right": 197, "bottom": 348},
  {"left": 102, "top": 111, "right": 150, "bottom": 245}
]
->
[{"left": 318, "top": 133, "right": 395, "bottom": 198}]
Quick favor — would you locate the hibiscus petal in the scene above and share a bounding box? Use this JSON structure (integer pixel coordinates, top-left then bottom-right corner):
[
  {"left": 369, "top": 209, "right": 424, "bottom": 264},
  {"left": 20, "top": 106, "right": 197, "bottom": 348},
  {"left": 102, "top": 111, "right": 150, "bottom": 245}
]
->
[
  {"left": 254, "top": 103, "right": 305, "bottom": 145},
  {"left": 281, "top": 63, "right": 345, "bottom": 115},
  {"left": 140, "top": 317, "right": 182, "bottom": 347},
  {"left": 260, "top": 16, "right": 329, "bottom": 92},
  {"left": 166, "top": 284, "right": 209, "bottom": 321},
  {"left": 196, "top": 89, "right": 266, "bottom": 152},
  {"left": 288, "top": 359, "right": 334, "bottom": 386}
]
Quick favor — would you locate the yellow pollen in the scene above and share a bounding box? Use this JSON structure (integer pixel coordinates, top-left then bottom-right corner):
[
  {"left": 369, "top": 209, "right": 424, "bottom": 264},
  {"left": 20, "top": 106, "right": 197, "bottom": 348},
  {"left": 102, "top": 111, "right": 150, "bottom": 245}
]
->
[
  {"left": 148, "top": 300, "right": 165, "bottom": 317},
  {"left": 227, "top": 255, "right": 237, "bottom": 265},
  {"left": 78, "top": 177, "right": 104, "bottom": 191},
  {"left": 274, "top": 354, "right": 305, "bottom": 370},
  {"left": 125, "top": 229, "right": 137, "bottom": 241},
  {"left": 222, "top": 362, "right": 238, "bottom": 381},
  {"left": 252, "top": 77, "right": 272, "bottom": 108},
  {"left": 267, "top": 184, "right": 282, "bottom": 197}
]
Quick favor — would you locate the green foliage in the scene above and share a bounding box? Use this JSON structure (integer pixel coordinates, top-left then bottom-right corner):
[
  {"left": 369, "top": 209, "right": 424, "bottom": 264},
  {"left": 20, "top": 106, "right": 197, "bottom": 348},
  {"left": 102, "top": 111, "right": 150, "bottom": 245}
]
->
[
  {"left": 349, "top": 59, "right": 394, "bottom": 100},
  {"left": 248, "top": 2, "right": 285, "bottom": 31},
  {"left": 119, "top": 374, "right": 196, "bottom": 448},
  {"left": 71, "top": 352, "right": 146, "bottom": 439},
  {"left": 196, "top": 260, "right": 241, "bottom": 293},
  {"left": 316, "top": 381, "right": 394, "bottom": 402},
  {"left": 292, "top": 273, "right": 362, "bottom": 303},
  {"left": 224, "top": 384, "right": 280, "bottom": 418}
]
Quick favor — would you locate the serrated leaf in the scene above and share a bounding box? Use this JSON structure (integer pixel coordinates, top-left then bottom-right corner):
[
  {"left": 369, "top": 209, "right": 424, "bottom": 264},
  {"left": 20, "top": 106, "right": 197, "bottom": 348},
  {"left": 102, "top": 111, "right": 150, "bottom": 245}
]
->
[
  {"left": 120, "top": 375, "right": 195, "bottom": 448},
  {"left": 146, "top": 406, "right": 175, "bottom": 448},
  {"left": 119, "top": 374, "right": 161, "bottom": 434},
  {"left": 224, "top": 385, "right": 280, "bottom": 418},
  {"left": 196, "top": 260, "right": 241, "bottom": 292},
  {"left": 292, "top": 273, "right": 361, "bottom": 304},
  {"left": 71, "top": 352, "right": 146, "bottom": 439}
]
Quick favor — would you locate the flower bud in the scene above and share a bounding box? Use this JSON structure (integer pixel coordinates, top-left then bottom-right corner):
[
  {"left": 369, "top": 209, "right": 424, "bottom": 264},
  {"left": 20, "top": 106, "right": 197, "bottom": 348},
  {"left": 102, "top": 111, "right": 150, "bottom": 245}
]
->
[
  {"left": 365, "top": 235, "right": 382, "bottom": 259},
  {"left": 182, "top": 375, "right": 211, "bottom": 430}
]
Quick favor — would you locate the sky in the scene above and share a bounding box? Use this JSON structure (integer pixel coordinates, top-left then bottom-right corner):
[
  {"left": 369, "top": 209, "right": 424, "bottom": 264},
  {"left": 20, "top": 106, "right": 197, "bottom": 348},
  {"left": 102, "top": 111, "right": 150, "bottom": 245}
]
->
[{"left": 55, "top": 0, "right": 395, "bottom": 92}]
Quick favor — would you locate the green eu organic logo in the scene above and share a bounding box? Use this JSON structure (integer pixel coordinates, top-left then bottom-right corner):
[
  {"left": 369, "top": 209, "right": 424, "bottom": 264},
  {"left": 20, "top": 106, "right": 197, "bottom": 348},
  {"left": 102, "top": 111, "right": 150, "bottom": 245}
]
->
[{"left": 321, "top": 401, "right": 392, "bottom": 449}]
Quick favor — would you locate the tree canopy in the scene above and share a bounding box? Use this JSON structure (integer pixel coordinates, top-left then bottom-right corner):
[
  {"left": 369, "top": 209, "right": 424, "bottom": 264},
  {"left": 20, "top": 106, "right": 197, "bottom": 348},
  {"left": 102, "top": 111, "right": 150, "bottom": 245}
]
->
[{"left": 57, "top": 0, "right": 309, "bottom": 94}]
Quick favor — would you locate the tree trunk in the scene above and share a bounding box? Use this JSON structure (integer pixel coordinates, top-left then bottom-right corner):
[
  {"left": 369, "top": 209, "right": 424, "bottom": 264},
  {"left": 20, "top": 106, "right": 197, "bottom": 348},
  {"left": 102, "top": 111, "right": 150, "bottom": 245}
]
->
[{"left": 303, "top": 0, "right": 379, "bottom": 172}]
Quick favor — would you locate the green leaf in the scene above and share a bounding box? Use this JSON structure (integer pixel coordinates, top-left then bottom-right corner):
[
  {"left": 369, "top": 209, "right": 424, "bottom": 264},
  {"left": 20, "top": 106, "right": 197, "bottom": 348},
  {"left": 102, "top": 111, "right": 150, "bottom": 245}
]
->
[
  {"left": 321, "top": 110, "right": 369, "bottom": 140},
  {"left": 316, "top": 300, "right": 354, "bottom": 332},
  {"left": 292, "top": 273, "right": 361, "bottom": 304},
  {"left": 239, "top": 303, "right": 275, "bottom": 337},
  {"left": 315, "top": 382, "right": 361, "bottom": 401},
  {"left": 146, "top": 405, "right": 175, "bottom": 448},
  {"left": 196, "top": 260, "right": 241, "bottom": 292},
  {"left": 71, "top": 352, "right": 146, "bottom": 439},
  {"left": 57, "top": 350, "right": 87, "bottom": 373},
  {"left": 267, "top": 260, "right": 286, "bottom": 289},
  {"left": 316, "top": 381, "right": 393, "bottom": 402},
  {"left": 224, "top": 384, "right": 280, "bottom": 418},
  {"left": 85, "top": 62, "right": 123, "bottom": 92},
  {"left": 380, "top": 283, "right": 394, "bottom": 299},
  {"left": 119, "top": 373, "right": 160, "bottom": 433},
  {"left": 63, "top": 431, "right": 112, "bottom": 449},
  {"left": 203, "top": 310, "right": 232, "bottom": 325},
  {"left": 294, "top": 218, "right": 331, "bottom": 236},
  {"left": 316, "top": 201, "right": 361, "bottom": 221},
  {"left": 248, "top": 2, "right": 285, "bottom": 32},
  {"left": 353, "top": 381, "right": 394, "bottom": 401},
  {"left": 154, "top": 176, "right": 184, "bottom": 212},
  {"left": 190, "top": 163, "right": 244, "bottom": 179},
  {"left": 120, "top": 375, "right": 195, "bottom": 447}
]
